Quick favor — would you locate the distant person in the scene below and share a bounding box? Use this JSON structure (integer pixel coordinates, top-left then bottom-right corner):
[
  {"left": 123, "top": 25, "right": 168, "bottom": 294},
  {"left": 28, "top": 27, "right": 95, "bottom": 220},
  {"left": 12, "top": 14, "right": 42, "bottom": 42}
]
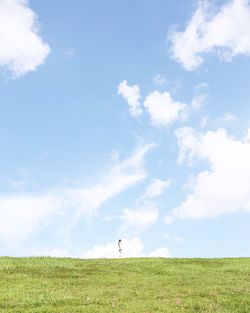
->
[{"left": 118, "top": 239, "right": 122, "bottom": 258}]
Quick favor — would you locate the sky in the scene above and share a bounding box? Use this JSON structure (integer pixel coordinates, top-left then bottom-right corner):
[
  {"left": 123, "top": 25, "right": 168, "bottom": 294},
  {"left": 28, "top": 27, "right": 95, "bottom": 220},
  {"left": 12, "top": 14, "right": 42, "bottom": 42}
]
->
[{"left": 0, "top": 0, "right": 250, "bottom": 258}]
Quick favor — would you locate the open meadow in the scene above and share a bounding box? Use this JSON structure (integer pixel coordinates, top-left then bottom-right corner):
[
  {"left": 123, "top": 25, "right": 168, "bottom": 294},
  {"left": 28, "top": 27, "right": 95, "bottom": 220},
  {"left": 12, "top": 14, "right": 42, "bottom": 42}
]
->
[{"left": 0, "top": 257, "right": 249, "bottom": 312}]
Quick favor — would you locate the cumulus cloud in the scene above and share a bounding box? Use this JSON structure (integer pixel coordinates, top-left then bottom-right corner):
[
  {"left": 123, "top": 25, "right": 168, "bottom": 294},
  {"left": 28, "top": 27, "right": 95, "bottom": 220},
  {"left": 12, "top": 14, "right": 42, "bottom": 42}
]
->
[
  {"left": 118, "top": 81, "right": 204, "bottom": 126},
  {"left": 166, "top": 127, "right": 250, "bottom": 222},
  {"left": 25, "top": 238, "right": 170, "bottom": 258},
  {"left": 121, "top": 203, "right": 159, "bottom": 232},
  {"left": 143, "top": 91, "right": 205, "bottom": 127},
  {"left": 144, "top": 178, "right": 171, "bottom": 199},
  {"left": 118, "top": 80, "right": 143, "bottom": 117},
  {"left": 83, "top": 237, "right": 170, "bottom": 259},
  {"left": 148, "top": 248, "right": 170, "bottom": 258},
  {"left": 169, "top": 0, "right": 250, "bottom": 70},
  {"left": 0, "top": 0, "right": 50, "bottom": 77},
  {"left": 0, "top": 144, "right": 154, "bottom": 246},
  {"left": 144, "top": 91, "right": 187, "bottom": 127}
]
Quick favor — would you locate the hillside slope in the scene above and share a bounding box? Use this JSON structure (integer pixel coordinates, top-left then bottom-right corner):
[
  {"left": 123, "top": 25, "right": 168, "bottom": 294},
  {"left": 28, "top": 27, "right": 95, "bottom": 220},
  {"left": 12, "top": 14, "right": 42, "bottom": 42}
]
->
[{"left": 0, "top": 257, "right": 249, "bottom": 312}]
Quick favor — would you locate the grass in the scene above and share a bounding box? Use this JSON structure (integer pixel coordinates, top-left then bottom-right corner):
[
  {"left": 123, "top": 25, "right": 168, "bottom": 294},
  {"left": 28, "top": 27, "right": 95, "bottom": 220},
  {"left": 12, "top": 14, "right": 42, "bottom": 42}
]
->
[{"left": 0, "top": 257, "right": 249, "bottom": 312}]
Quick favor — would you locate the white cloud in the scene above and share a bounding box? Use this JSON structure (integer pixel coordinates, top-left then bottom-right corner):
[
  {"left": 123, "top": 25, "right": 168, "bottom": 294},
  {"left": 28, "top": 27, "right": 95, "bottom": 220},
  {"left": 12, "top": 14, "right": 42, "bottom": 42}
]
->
[
  {"left": 9, "top": 179, "right": 28, "bottom": 190},
  {"left": 153, "top": 74, "right": 167, "bottom": 86},
  {"left": 121, "top": 203, "right": 158, "bottom": 232},
  {"left": 110, "top": 148, "right": 120, "bottom": 161},
  {"left": 200, "top": 116, "right": 209, "bottom": 128},
  {"left": 24, "top": 239, "right": 170, "bottom": 259},
  {"left": 244, "top": 129, "right": 250, "bottom": 142},
  {"left": 195, "top": 82, "right": 209, "bottom": 90},
  {"left": 68, "top": 144, "right": 156, "bottom": 229},
  {"left": 70, "top": 144, "right": 155, "bottom": 218},
  {"left": 119, "top": 178, "right": 171, "bottom": 234},
  {"left": 144, "top": 91, "right": 187, "bottom": 127},
  {"left": 118, "top": 80, "right": 143, "bottom": 117},
  {"left": 191, "top": 94, "right": 206, "bottom": 111},
  {"left": 83, "top": 237, "right": 170, "bottom": 259},
  {"left": 144, "top": 178, "right": 171, "bottom": 199},
  {"left": 217, "top": 113, "right": 237, "bottom": 123},
  {"left": 166, "top": 127, "right": 250, "bottom": 222},
  {"left": 149, "top": 248, "right": 170, "bottom": 258},
  {"left": 0, "top": 144, "right": 155, "bottom": 245},
  {"left": 0, "top": 0, "right": 50, "bottom": 77},
  {"left": 199, "top": 113, "right": 236, "bottom": 130},
  {"left": 175, "top": 126, "right": 199, "bottom": 164},
  {"left": 169, "top": 0, "right": 250, "bottom": 70},
  {"left": 0, "top": 193, "right": 64, "bottom": 245},
  {"left": 83, "top": 237, "right": 144, "bottom": 259},
  {"left": 118, "top": 82, "right": 204, "bottom": 126}
]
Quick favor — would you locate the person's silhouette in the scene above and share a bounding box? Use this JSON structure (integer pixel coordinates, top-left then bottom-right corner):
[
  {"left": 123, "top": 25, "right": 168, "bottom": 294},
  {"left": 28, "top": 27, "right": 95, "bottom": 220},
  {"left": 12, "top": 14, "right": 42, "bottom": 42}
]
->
[{"left": 118, "top": 239, "right": 122, "bottom": 257}]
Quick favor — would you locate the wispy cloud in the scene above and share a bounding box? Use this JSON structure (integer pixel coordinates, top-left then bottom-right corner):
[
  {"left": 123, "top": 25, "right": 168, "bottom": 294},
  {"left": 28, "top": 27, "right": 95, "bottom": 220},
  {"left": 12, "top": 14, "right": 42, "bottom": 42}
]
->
[
  {"left": 0, "top": 144, "right": 155, "bottom": 246},
  {"left": 121, "top": 203, "right": 159, "bottom": 233},
  {"left": 119, "top": 178, "right": 170, "bottom": 235},
  {"left": 144, "top": 178, "right": 171, "bottom": 199},
  {"left": 216, "top": 113, "right": 237, "bottom": 123}
]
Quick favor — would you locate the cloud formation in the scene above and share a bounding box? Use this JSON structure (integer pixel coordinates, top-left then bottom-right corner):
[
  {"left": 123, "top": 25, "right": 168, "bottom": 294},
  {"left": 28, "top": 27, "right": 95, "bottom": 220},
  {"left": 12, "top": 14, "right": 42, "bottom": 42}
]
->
[
  {"left": 0, "top": 193, "right": 63, "bottom": 245},
  {"left": 83, "top": 237, "right": 170, "bottom": 258},
  {"left": 169, "top": 0, "right": 250, "bottom": 70},
  {"left": 0, "top": 0, "right": 50, "bottom": 77},
  {"left": 144, "top": 91, "right": 187, "bottom": 127},
  {"left": 144, "top": 178, "right": 171, "bottom": 199},
  {"left": 166, "top": 127, "right": 250, "bottom": 222},
  {"left": 119, "top": 178, "right": 170, "bottom": 234},
  {"left": 28, "top": 240, "right": 171, "bottom": 259},
  {"left": 153, "top": 74, "right": 167, "bottom": 86},
  {"left": 118, "top": 81, "right": 205, "bottom": 127},
  {"left": 121, "top": 203, "right": 159, "bottom": 232},
  {"left": 118, "top": 80, "right": 142, "bottom": 117},
  {"left": 0, "top": 144, "right": 154, "bottom": 246}
]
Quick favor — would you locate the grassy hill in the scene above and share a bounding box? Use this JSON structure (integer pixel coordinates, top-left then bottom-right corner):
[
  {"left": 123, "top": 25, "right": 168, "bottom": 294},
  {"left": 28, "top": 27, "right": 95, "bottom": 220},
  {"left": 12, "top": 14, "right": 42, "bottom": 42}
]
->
[{"left": 0, "top": 257, "right": 249, "bottom": 312}]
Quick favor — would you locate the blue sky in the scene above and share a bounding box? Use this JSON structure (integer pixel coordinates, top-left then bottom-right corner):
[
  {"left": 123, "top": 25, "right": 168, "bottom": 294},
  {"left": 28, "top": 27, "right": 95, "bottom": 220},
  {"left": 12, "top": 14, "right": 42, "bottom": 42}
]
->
[{"left": 1, "top": 0, "right": 250, "bottom": 258}]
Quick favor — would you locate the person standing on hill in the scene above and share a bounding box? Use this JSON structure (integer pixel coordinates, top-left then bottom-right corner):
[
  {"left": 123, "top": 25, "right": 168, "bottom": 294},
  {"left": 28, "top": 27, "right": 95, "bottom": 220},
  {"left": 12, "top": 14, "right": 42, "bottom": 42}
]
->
[{"left": 118, "top": 239, "right": 122, "bottom": 258}]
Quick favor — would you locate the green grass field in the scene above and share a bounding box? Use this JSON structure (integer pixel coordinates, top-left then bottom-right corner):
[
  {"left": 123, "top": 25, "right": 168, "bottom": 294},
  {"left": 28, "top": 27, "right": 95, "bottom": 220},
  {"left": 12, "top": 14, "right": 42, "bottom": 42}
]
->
[{"left": 0, "top": 257, "right": 249, "bottom": 312}]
